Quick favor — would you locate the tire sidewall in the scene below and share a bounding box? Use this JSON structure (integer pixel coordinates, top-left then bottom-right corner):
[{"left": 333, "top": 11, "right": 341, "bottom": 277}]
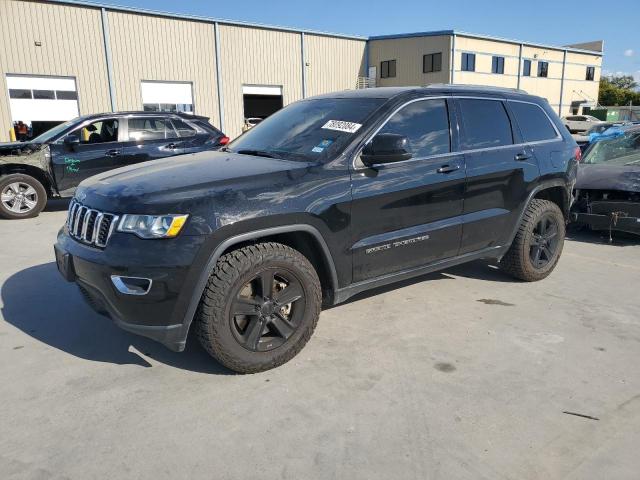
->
[
  {"left": 522, "top": 203, "right": 565, "bottom": 278},
  {"left": 204, "top": 248, "right": 321, "bottom": 371},
  {"left": 0, "top": 174, "right": 47, "bottom": 219}
]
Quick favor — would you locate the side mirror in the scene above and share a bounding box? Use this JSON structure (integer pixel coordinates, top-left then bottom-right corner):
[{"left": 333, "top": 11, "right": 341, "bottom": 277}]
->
[
  {"left": 63, "top": 133, "right": 80, "bottom": 147},
  {"left": 361, "top": 133, "right": 412, "bottom": 166}
]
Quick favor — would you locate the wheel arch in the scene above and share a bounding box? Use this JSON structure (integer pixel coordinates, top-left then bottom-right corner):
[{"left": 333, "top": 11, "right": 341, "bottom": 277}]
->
[
  {"left": 0, "top": 163, "right": 54, "bottom": 196},
  {"left": 177, "top": 224, "right": 340, "bottom": 348}
]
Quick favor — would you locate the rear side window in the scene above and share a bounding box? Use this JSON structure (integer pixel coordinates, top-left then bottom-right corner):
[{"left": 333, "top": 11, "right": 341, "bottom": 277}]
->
[
  {"left": 378, "top": 99, "right": 451, "bottom": 157},
  {"left": 170, "top": 119, "right": 197, "bottom": 138},
  {"left": 509, "top": 102, "right": 558, "bottom": 142},
  {"left": 128, "top": 117, "right": 178, "bottom": 141},
  {"left": 458, "top": 99, "right": 513, "bottom": 150}
]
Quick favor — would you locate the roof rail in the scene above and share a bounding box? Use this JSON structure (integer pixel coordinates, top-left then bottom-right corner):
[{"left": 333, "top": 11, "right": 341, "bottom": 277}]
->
[{"left": 425, "top": 84, "right": 528, "bottom": 94}]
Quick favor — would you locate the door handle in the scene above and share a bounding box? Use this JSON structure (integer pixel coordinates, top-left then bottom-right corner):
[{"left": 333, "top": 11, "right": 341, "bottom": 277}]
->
[
  {"left": 166, "top": 143, "right": 180, "bottom": 150},
  {"left": 515, "top": 152, "right": 531, "bottom": 161},
  {"left": 105, "top": 149, "right": 120, "bottom": 157},
  {"left": 437, "top": 164, "right": 460, "bottom": 174}
]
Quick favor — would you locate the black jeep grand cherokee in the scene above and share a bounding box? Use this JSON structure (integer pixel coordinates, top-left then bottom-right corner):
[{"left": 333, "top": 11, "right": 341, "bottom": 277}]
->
[{"left": 55, "top": 86, "right": 579, "bottom": 373}]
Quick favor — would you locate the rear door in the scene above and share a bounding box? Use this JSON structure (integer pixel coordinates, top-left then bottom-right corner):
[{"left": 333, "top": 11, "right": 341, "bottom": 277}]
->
[
  {"left": 350, "top": 97, "right": 466, "bottom": 282},
  {"left": 50, "top": 117, "right": 122, "bottom": 192},
  {"left": 455, "top": 97, "right": 539, "bottom": 254},
  {"left": 119, "top": 116, "right": 184, "bottom": 166}
]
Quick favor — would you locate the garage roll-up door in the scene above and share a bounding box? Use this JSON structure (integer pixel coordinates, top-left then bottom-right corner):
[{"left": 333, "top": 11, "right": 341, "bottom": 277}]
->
[{"left": 6, "top": 75, "right": 79, "bottom": 123}]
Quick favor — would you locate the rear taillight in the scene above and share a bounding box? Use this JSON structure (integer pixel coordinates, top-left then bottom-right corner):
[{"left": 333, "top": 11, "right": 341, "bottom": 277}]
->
[
  {"left": 218, "top": 136, "right": 230, "bottom": 146},
  {"left": 575, "top": 146, "right": 582, "bottom": 163}
]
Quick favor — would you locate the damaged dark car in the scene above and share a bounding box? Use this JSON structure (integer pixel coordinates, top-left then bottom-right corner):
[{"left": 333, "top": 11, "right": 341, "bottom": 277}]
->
[{"left": 572, "top": 125, "right": 640, "bottom": 236}]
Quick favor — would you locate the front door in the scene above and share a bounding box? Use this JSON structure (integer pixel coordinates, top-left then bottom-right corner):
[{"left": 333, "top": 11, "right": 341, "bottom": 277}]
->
[
  {"left": 119, "top": 116, "right": 185, "bottom": 166},
  {"left": 454, "top": 98, "right": 539, "bottom": 254},
  {"left": 50, "top": 118, "right": 121, "bottom": 193},
  {"left": 350, "top": 98, "right": 465, "bottom": 283}
]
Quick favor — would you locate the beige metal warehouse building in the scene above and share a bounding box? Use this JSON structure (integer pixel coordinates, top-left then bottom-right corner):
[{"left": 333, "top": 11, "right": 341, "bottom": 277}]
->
[{"left": 0, "top": 0, "right": 603, "bottom": 142}]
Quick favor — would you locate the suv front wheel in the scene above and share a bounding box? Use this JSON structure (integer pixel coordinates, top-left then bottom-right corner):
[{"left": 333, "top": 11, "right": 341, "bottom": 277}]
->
[
  {"left": 0, "top": 173, "right": 47, "bottom": 219},
  {"left": 500, "top": 199, "right": 565, "bottom": 281},
  {"left": 196, "top": 242, "right": 322, "bottom": 373}
]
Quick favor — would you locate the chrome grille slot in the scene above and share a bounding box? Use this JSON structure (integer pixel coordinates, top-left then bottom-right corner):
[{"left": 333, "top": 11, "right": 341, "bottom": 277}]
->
[{"left": 66, "top": 200, "right": 119, "bottom": 248}]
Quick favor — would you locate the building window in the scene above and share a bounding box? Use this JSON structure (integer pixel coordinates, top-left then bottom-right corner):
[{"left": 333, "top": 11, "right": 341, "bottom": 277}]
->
[
  {"left": 522, "top": 59, "right": 531, "bottom": 77},
  {"left": 586, "top": 66, "right": 595, "bottom": 81},
  {"left": 56, "top": 90, "right": 78, "bottom": 100},
  {"left": 33, "top": 90, "right": 55, "bottom": 99},
  {"left": 491, "top": 56, "right": 505, "bottom": 74},
  {"left": 537, "top": 61, "right": 549, "bottom": 78},
  {"left": 461, "top": 53, "right": 476, "bottom": 72},
  {"left": 423, "top": 53, "right": 442, "bottom": 73},
  {"left": 8, "top": 89, "right": 32, "bottom": 99},
  {"left": 381, "top": 60, "right": 396, "bottom": 78}
]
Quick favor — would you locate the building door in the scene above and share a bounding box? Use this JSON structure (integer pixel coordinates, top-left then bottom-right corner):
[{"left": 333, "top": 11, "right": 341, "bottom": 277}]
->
[
  {"left": 141, "top": 81, "right": 194, "bottom": 114},
  {"left": 6, "top": 75, "right": 79, "bottom": 141},
  {"left": 242, "top": 85, "right": 283, "bottom": 129}
]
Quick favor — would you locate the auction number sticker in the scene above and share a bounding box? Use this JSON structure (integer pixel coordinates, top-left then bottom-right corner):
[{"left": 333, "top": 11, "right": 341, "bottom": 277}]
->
[{"left": 321, "top": 120, "right": 362, "bottom": 133}]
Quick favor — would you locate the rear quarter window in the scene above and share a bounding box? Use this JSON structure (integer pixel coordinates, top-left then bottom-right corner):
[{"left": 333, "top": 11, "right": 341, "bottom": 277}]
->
[
  {"left": 509, "top": 101, "right": 558, "bottom": 142},
  {"left": 458, "top": 98, "right": 513, "bottom": 150}
]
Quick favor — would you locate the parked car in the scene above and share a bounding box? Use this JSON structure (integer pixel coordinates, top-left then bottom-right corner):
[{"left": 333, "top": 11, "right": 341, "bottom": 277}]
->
[
  {"left": 562, "top": 114, "right": 604, "bottom": 134},
  {"left": 0, "top": 112, "right": 228, "bottom": 219},
  {"left": 573, "top": 122, "right": 621, "bottom": 151},
  {"left": 571, "top": 125, "right": 640, "bottom": 236},
  {"left": 54, "top": 86, "right": 579, "bottom": 373}
]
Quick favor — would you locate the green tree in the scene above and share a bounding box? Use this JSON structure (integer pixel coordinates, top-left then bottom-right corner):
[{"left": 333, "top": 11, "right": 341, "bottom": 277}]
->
[{"left": 599, "top": 77, "right": 640, "bottom": 106}]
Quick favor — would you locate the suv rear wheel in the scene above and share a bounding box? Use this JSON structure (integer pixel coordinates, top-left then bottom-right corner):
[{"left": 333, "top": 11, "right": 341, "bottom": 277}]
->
[
  {"left": 196, "top": 242, "right": 322, "bottom": 373},
  {"left": 500, "top": 199, "right": 565, "bottom": 281},
  {"left": 0, "top": 174, "right": 47, "bottom": 219}
]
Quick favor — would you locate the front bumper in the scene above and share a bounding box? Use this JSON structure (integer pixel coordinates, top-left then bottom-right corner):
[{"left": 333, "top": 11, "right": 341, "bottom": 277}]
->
[
  {"left": 572, "top": 211, "right": 640, "bottom": 235},
  {"left": 54, "top": 228, "right": 208, "bottom": 351}
]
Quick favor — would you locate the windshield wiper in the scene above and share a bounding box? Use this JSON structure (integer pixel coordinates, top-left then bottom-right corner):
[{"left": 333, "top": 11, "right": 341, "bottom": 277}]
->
[{"left": 235, "top": 149, "right": 278, "bottom": 158}]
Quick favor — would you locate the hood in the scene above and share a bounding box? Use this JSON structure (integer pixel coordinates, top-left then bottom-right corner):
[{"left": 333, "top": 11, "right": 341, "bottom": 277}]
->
[
  {"left": 76, "top": 150, "right": 314, "bottom": 212},
  {"left": 576, "top": 164, "right": 640, "bottom": 193},
  {"left": 0, "top": 141, "right": 43, "bottom": 158}
]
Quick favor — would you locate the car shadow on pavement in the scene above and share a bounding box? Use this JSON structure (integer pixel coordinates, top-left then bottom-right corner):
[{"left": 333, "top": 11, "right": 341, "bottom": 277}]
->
[
  {"left": 567, "top": 226, "right": 639, "bottom": 247},
  {"left": 44, "top": 198, "right": 71, "bottom": 212},
  {"left": 1, "top": 262, "right": 234, "bottom": 375}
]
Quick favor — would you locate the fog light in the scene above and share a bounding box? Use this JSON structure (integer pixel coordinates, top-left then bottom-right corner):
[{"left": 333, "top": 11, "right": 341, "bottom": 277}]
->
[{"left": 111, "top": 275, "right": 152, "bottom": 295}]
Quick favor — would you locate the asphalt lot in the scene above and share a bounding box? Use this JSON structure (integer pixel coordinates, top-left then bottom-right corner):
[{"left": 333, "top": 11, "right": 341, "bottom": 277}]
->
[{"left": 1, "top": 202, "right": 639, "bottom": 480}]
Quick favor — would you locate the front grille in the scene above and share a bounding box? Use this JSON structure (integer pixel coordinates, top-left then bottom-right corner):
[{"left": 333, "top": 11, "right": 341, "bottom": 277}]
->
[{"left": 66, "top": 200, "right": 119, "bottom": 248}]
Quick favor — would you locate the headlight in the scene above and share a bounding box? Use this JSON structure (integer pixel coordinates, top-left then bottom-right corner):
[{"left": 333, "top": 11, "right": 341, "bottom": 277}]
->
[{"left": 117, "top": 214, "right": 189, "bottom": 239}]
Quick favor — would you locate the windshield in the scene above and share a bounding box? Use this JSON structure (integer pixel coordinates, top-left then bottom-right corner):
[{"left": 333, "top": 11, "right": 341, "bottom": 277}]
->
[
  {"left": 29, "top": 119, "right": 78, "bottom": 143},
  {"left": 583, "top": 129, "right": 640, "bottom": 166},
  {"left": 227, "top": 97, "right": 386, "bottom": 161}
]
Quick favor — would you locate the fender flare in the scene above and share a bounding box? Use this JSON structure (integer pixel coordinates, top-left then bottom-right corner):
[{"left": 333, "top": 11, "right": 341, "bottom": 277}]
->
[
  {"left": 177, "top": 224, "right": 339, "bottom": 341},
  {"left": 503, "top": 180, "right": 570, "bottom": 252}
]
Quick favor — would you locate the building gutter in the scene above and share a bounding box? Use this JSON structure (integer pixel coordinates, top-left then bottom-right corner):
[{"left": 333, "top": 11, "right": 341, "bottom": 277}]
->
[
  {"left": 516, "top": 43, "right": 523, "bottom": 90},
  {"left": 559, "top": 49, "right": 567, "bottom": 115},
  {"left": 214, "top": 22, "right": 225, "bottom": 132},
  {"left": 301, "top": 33, "right": 307, "bottom": 98},
  {"left": 100, "top": 8, "right": 116, "bottom": 111},
  {"left": 450, "top": 33, "right": 456, "bottom": 83}
]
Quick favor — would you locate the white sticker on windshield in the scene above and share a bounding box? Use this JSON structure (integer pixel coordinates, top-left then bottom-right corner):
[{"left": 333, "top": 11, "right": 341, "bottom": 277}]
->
[{"left": 321, "top": 120, "right": 362, "bottom": 134}]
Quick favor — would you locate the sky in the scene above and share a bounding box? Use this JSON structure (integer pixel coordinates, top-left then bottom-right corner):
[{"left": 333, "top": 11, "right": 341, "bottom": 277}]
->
[{"left": 97, "top": 0, "right": 639, "bottom": 82}]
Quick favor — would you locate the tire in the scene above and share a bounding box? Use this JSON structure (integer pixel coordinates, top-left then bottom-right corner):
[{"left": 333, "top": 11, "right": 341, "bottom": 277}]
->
[
  {"left": 0, "top": 174, "right": 47, "bottom": 219},
  {"left": 499, "top": 199, "right": 565, "bottom": 282},
  {"left": 196, "top": 242, "right": 322, "bottom": 373}
]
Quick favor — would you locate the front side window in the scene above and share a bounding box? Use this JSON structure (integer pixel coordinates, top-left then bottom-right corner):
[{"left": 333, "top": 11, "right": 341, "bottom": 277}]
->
[
  {"left": 76, "top": 119, "right": 119, "bottom": 144},
  {"left": 423, "top": 53, "right": 442, "bottom": 73},
  {"left": 537, "top": 61, "right": 549, "bottom": 78},
  {"left": 228, "top": 97, "right": 385, "bottom": 162},
  {"left": 381, "top": 60, "right": 396, "bottom": 78},
  {"left": 523, "top": 59, "right": 532, "bottom": 77},
  {"left": 128, "top": 118, "right": 177, "bottom": 141},
  {"left": 586, "top": 66, "right": 595, "bottom": 81},
  {"left": 377, "top": 99, "right": 451, "bottom": 158},
  {"left": 492, "top": 56, "right": 505, "bottom": 74},
  {"left": 510, "top": 102, "right": 558, "bottom": 142},
  {"left": 461, "top": 53, "right": 476, "bottom": 72},
  {"left": 458, "top": 99, "right": 513, "bottom": 150}
]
